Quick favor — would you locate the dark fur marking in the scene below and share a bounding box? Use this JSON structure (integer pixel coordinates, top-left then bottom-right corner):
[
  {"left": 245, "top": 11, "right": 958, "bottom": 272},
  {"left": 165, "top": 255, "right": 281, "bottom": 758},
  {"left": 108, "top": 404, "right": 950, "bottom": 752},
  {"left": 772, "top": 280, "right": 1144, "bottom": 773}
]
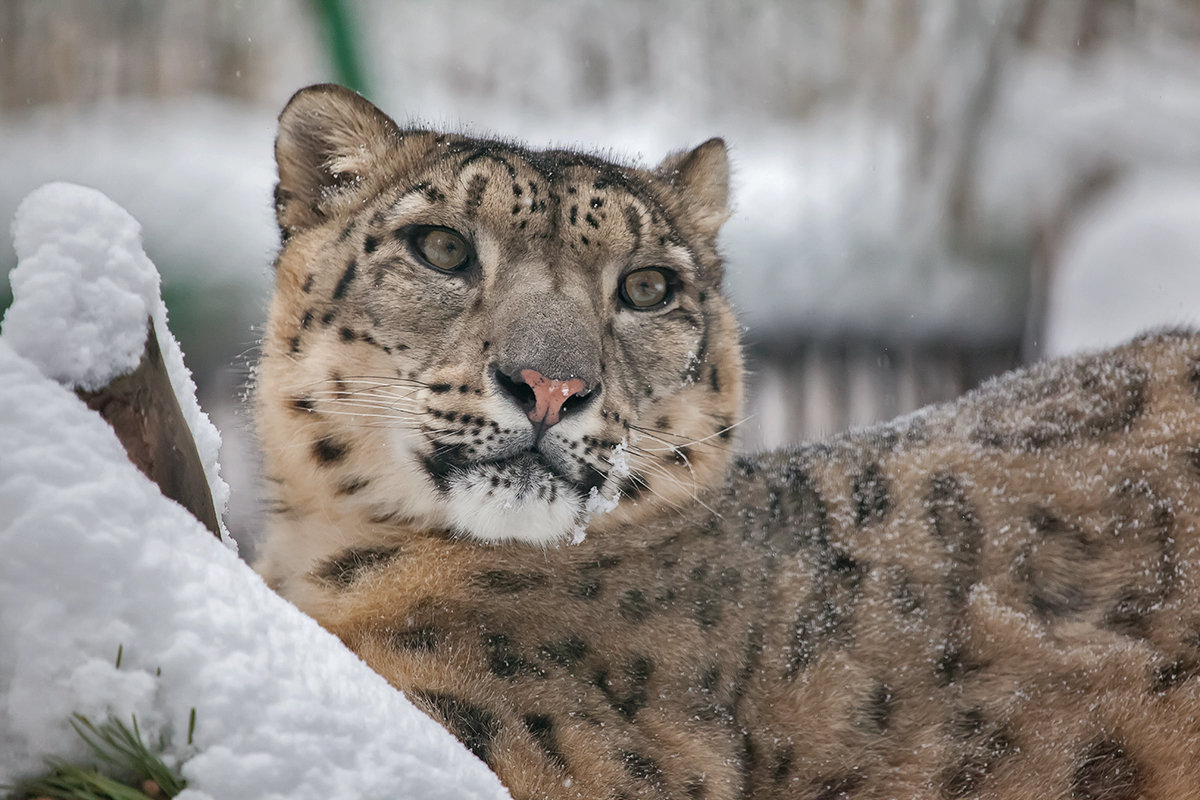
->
[
  {"left": 770, "top": 746, "right": 793, "bottom": 787},
  {"left": 594, "top": 656, "right": 652, "bottom": 720},
  {"left": 618, "top": 473, "right": 647, "bottom": 502},
  {"left": 813, "top": 772, "right": 866, "bottom": 800},
  {"left": 291, "top": 396, "right": 315, "bottom": 413},
  {"left": 942, "top": 736, "right": 1013, "bottom": 797},
  {"left": 387, "top": 625, "right": 441, "bottom": 653},
  {"left": 693, "top": 585, "right": 722, "bottom": 628},
  {"left": 338, "top": 326, "right": 356, "bottom": 342},
  {"left": 335, "top": 476, "right": 370, "bottom": 496},
  {"left": 767, "top": 464, "right": 830, "bottom": 556},
  {"left": 619, "top": 589, "right": 650, "bottom": 624},
  {"left": 522, "top": 714, "right": 567, "bottom": 772},
  {"left": 572, "top": 555, "right": 621, "bottom": 599},
  {"left": 538, "top": 636, "right": 588, "bottom": 668},
  {"left": 320, "top": 309, "right": 336, "bottom": 326},
  {"left": 1152, "top": 657, "right": 1200, "bottom": 693},
  {"left": 412, "top": 692, "right": 498, "bottom": 766},
  {"left": 300, "top": 309, "right": 314, "bottom": 329},
  {"left": 786, "top": 553, "right": 865, "bottom": 678},
  {"left": 363, "top": 234, "right": 380, "bottom": 254},
  {"left": 1102, "top": 478, "right": 1177, "bottom": 638},
  {"left": 301, "top": 273, "right": 315, "bottom": 293},
  {"left": 473, "top": 570, "right": 549, "bottom": 593},
  {"left": 852, "top": 462, "right": 892, "bottom": 525},
  {"left": 926, "top": 472, "right": 982, "bottom": 604},
  {"left": 948, "top": 708, "right": 989, "bottom": 740},
  {"left": 739, "top": 734, "right": 759, "bottom": 799},
  {"left": 668, "top": 444, "right": 692, "bottom": 467},
  {"left": 940, "top": 709, "right": 1013, "bottom": 798},
  {"left": 422, "top": 444, "right": 470, "bottom": 491},
  {"left": 622, "top": 204, "right": 642, "bottom": 245},
  {"left": 888, "top": 567, "right": 923, "bottom": 616},
  {"left": 485, "top": 632, "right": 544, "bottom": 680},
  {"left": 1104, "top": 587, "right": 1158, "bottom": 639},
  {"left": 288, "top": 335, "right": 301, "bottom": 354},
  {"left": 584, "top": 212, "right": 600, "bottom": 229},
  {"left": 692, "top": 661, "right": 730, "bottom": 723},
  {"left": 621, "top": 751, "right": 663, "bottom": 783},
  {"left": 314, "top": 545, "right": 400, "bottom": 586},
  {"left": 1071, "top": 738, "right": 1143, "bottom": 800},
  {"left": 1016, "top": 510, "right": 1097, "bottom": 619},
  {"left": 861, "top": 683, "right": 894, "bottom": 733},
  {"left": 935, "top": 643, "right": 982, "bottom": 686},
  {"left": 464, "top": 174, "right": 489, "bottom": 218},
  {"left": 312, "top": 435, "right": 349, "bottom": 465},
  {"left": 332, "top": 258, "right": 357, "bottom": 300}
]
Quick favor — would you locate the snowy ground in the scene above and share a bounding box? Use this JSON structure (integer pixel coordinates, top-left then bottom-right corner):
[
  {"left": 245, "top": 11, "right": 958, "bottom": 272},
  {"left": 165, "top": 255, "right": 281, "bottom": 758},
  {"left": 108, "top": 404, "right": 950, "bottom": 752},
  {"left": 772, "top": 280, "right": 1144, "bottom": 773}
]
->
[{"left": 0, "top": 184, "right": 509, "bottom": 799}]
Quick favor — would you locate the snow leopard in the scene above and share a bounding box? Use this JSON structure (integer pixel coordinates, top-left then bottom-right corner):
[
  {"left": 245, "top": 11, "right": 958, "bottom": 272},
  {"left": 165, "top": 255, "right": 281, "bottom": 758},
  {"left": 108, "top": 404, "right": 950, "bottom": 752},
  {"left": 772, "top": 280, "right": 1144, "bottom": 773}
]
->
[{"left": 254, "top": 84, "right": 1200, "bottom": 799}]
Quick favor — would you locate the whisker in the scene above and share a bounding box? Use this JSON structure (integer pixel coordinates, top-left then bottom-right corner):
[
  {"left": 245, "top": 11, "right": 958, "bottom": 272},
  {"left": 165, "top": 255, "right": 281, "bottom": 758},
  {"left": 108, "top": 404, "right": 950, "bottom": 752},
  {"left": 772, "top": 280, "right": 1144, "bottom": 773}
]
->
[{"left": 628, "top": 415, "right": 752, "bottom": 452}]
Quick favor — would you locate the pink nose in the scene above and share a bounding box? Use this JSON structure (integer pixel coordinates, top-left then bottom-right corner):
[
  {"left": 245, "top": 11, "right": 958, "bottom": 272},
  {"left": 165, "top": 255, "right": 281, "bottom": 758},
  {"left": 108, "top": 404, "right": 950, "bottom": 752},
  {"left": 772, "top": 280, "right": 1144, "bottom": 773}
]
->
[{"left": 519, "top": 369, "right": 587, "bottom": 427}]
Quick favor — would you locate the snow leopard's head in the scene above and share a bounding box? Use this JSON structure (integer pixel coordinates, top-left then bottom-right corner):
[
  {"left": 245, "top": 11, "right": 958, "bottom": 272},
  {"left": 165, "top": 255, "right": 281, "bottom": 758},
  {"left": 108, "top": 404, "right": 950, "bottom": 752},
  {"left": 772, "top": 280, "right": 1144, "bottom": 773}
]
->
[{"left": 256, "top": 84, "right": 742, "bottom": 551}]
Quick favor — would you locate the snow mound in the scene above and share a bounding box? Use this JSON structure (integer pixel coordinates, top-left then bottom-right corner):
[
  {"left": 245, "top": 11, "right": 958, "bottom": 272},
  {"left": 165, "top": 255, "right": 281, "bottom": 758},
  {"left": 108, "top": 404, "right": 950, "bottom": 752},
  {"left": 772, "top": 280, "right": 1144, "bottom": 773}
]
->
[
  {"left": 3, "top": 182, "right": 232, "bottom": 546},
  {"left": 0, "top": 186, "right": 511, "bottom": 799},
  {"left": 0, "top": 341, "right": 509, "bottom": 799},
  {"left": 6, "top": 183, "right": 158, "bottom": 391}
]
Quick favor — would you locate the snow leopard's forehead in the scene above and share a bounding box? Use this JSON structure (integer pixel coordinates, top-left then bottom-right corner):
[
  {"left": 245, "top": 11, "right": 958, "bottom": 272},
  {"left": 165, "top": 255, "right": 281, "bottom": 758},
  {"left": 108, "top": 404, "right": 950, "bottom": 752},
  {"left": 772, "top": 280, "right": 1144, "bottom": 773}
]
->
[{"left": 334, "top": 132, "right": 724, "bottom": 289}]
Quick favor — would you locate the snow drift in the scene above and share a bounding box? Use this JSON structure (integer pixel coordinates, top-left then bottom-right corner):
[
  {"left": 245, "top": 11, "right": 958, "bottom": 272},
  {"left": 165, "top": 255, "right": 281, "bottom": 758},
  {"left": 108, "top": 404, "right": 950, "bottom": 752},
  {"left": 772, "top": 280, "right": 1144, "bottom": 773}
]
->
[{"left": 0, "top": 184, "right": 510, "bottom": 799}]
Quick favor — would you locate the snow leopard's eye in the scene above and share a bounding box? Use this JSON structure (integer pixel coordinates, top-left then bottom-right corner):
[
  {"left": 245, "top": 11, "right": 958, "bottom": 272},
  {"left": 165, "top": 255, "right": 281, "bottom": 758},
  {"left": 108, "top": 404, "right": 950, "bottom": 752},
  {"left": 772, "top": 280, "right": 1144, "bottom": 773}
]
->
[
  {"left": 620, "top": 268, "right": 672, "bottom": 309},
  {"left": 409, "top": 226, "right": 473, "bottom": 272}
]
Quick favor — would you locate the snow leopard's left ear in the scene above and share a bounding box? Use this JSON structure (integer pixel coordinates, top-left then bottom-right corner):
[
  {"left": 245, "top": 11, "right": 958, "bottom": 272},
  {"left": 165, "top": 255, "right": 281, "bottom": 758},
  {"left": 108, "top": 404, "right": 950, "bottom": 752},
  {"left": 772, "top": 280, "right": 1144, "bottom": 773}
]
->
[
  {"left": 655, "top": 137, "right": 731, "bottom": 236},
  {"left": 274, "top": 83, "right": 401, "bottom": 238}
]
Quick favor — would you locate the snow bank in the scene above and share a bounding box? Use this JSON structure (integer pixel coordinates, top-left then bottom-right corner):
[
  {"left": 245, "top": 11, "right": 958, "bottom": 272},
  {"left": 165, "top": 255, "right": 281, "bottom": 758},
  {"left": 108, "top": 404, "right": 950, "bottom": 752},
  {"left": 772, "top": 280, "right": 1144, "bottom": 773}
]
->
[
  {"left": 0, "top": 342, "right": 509, "bottom": 799},
  {"left": 2, "top": 182, "right": 233, "bottom": 547},
  {"left": 0, "top": 186, "right": 510, "bottom": 799}
]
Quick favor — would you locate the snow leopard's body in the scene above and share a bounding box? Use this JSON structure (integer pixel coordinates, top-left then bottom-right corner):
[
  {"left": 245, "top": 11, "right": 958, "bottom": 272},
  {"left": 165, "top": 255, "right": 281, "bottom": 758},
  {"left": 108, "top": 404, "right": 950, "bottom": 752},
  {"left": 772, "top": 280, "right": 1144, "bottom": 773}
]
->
[{"left": 255, "top": 85, "right": 1200, "bottom": 799}]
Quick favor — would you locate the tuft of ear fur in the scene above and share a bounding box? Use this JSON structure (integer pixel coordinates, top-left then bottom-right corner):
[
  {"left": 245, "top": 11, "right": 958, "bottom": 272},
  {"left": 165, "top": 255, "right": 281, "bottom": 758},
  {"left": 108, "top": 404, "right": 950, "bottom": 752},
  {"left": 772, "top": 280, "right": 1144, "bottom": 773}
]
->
[
  {"left": 656, "top": 137, "right": 731, "bottom": 236},
  {"left": 274, "top": 83, "right": 402, "bottom": 237}
]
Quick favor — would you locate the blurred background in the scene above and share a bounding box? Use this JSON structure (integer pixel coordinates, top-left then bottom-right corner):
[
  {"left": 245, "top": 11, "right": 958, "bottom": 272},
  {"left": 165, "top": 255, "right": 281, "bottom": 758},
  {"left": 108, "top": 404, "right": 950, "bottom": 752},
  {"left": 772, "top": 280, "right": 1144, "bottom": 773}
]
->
[{"left": 3, "top": 0, "right": 1200, "bottom": 554}]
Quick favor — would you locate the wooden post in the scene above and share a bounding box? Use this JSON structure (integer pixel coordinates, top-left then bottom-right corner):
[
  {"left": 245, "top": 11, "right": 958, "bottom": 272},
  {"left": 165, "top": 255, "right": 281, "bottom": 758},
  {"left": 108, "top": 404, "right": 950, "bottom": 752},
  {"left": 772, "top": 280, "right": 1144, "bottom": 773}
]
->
[{"left": 76, "top": 318, "right": 222, "bottom": 538}]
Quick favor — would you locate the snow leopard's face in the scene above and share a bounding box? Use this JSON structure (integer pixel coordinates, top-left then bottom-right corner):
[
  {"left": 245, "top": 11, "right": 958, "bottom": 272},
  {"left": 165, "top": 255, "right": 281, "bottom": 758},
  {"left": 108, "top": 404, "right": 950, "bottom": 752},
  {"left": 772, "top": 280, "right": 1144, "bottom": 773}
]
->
[{"left": 256, "top": 84, "right": 742, "bottom": 546}]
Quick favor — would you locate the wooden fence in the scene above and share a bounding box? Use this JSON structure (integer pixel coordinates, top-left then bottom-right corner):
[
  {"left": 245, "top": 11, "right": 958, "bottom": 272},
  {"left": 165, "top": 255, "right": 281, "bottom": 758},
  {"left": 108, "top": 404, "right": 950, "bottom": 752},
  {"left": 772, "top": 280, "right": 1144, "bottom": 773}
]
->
[{"left": 739, "top": 336, "right": 1022, "bottom": 450}]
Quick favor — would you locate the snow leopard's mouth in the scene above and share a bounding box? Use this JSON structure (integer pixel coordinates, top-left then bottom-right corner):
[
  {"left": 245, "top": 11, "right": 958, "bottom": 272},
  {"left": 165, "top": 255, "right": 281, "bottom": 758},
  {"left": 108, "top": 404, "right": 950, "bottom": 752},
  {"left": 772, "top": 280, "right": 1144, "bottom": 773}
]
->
[{"left": 422, "top": 445, "right": 604, "bottom": 502}]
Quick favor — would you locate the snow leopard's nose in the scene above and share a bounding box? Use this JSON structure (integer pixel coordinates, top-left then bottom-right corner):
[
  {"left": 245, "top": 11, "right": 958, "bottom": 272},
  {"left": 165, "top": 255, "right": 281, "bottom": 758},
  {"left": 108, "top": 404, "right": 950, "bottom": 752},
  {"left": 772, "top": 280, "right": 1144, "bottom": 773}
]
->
[{"left": 493, "top": 367, "right": 597, "bottom": 429}]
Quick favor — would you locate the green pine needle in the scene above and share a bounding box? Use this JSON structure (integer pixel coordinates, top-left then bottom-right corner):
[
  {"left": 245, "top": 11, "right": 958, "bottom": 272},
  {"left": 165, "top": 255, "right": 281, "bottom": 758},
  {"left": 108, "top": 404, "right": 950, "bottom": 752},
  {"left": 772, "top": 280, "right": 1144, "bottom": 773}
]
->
[{"left": 5, "top": 714, "right": 186, "bottom": 800}]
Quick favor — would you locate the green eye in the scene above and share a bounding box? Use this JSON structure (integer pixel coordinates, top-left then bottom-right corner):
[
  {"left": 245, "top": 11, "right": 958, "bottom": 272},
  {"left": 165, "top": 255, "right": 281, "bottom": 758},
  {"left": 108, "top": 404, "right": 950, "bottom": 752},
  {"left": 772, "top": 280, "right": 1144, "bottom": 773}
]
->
[
  {"left": 620, "top": 268, "right": 671, "bottom": 309},
  {"left": 412, "top": 227, "right": 472, "bottom": 271}
]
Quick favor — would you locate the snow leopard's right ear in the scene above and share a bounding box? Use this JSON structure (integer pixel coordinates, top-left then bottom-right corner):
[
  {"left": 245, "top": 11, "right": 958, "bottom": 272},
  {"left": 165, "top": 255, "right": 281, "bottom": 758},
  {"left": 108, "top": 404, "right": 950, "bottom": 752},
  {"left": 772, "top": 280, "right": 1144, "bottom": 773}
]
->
[{"left": 274, "top": 84, "right": 401, "bottom": 238}]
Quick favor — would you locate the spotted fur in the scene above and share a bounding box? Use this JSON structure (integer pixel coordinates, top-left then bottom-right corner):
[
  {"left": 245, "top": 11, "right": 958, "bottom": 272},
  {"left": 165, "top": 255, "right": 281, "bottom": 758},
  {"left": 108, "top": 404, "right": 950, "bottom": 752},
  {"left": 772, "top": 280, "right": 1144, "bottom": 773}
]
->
[{"left": 255, "top": 85, "right": 1200, "bottom": 799}]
